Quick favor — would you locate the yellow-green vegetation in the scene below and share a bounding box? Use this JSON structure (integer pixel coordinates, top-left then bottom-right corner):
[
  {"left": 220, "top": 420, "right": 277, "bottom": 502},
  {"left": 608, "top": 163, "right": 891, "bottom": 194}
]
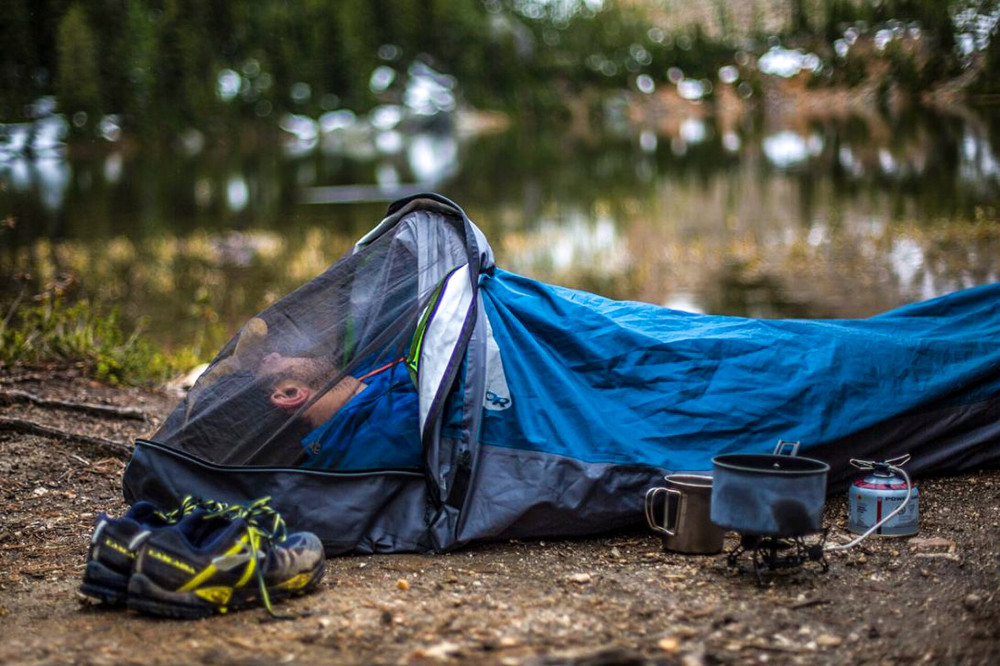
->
[
  {"left": 1, "top": 226, "right": 355, "bottom": 384},
  {"left": 0, "top": 285, "right": 199, "bottom": 386}
]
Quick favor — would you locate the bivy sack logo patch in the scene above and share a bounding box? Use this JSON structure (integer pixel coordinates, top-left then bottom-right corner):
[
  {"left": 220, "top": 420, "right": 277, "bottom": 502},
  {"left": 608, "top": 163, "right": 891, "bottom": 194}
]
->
[{"left": 483, "top": 313, "right": 511, "bottom": 410}]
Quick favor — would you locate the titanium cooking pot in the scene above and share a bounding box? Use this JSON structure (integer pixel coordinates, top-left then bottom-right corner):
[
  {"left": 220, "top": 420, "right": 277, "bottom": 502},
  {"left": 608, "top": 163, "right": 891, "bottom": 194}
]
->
[{"left": 710, "top": 441, "right": 830, "bottom": 537}]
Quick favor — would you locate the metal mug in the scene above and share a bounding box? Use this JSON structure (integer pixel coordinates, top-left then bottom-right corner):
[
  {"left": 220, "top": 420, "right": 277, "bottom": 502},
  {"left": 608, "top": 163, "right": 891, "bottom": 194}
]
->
[{"left": 645, "top": 474, "right": 725, "bottom": 554}]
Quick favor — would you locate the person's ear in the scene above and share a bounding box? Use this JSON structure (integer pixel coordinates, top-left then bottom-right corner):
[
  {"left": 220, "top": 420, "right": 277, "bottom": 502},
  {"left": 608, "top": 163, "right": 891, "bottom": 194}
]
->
[{"left": 270, "top": 380, "right": 311, "bottom": 410}]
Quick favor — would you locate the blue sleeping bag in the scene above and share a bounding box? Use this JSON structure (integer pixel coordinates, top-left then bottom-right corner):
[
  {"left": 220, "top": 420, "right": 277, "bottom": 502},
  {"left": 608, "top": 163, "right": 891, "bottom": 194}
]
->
[
  {"left": 480, "top": 269, "right": 1000, "bottom": 475},
  {"left": 300, "top": 361, "right": 422, "bottom": 471}
]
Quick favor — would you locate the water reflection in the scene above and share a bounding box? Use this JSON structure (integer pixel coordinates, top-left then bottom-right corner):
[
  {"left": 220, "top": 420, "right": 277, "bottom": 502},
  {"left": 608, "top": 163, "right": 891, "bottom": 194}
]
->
[
  {"left": 756, "top": 47, "right": 821, "bottom": 78},
  {"left": 762, "top": 131, "right": 823, "bottom": 168},
  {"left": 503, "top": 207, "right": 629, "bottom": 276},
  {"left": 2, "top": 101, "right": 999, "bottom": 350}
]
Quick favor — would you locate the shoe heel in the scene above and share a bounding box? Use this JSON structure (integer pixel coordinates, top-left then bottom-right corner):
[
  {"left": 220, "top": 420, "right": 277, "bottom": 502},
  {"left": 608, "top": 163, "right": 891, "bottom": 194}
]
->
[{"left": 80, "top": 560, "right": 130, "bottom": 605}]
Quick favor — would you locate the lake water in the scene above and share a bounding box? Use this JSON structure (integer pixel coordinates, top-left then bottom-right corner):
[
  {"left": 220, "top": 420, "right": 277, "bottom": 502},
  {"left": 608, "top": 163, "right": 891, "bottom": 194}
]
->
[{"left": 2, "top": 104, "right": 999, "bottom": 353}]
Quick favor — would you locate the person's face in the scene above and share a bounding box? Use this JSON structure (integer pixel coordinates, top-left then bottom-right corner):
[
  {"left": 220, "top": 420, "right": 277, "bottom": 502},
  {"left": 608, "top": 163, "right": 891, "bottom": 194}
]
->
[
  {"left": 259, "top": 353, "right": 323, "bottom": 412},
  {"left": 259, "top": 352, "right": 362, "bottom": 426},
  {"left": 270, "top": 378, "right": 312, "bottom": 411}
]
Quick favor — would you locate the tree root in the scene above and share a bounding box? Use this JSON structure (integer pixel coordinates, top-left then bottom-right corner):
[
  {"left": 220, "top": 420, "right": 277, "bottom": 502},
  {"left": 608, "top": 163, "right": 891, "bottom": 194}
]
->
[
  {"left": 0, "top": 416, "right": 133, "bottom": 458},
  {"left": 0, "top": 389, "right": 148, "bottom": 421}
]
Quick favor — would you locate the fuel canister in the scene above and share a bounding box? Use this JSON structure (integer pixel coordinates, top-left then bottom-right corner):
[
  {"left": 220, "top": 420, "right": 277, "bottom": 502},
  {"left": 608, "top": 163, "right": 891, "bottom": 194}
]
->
[{"left": 848, "top": 468, "right": 919, "bottom": 536}]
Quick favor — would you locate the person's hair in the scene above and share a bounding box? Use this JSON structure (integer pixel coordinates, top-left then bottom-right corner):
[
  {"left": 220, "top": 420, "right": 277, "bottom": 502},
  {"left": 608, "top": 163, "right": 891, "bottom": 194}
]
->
[{"left": 261, "top": 356, "right": 337, "bottom": 392}]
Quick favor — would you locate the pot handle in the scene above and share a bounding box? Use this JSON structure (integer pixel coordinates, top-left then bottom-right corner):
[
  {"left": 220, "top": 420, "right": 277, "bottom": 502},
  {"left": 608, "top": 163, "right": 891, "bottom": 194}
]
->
[
  {"left": 773, "top": 440, "right": 801, "bottom": 457},
  {"left": 644, "top": 487, "right": 684, "bottom": 536}
]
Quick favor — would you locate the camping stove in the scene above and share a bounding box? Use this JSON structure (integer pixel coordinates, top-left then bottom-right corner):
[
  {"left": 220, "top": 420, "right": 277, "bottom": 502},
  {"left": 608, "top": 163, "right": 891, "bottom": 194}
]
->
[{"left": 726, "top": 530, "right": 829, "bottom": 584}]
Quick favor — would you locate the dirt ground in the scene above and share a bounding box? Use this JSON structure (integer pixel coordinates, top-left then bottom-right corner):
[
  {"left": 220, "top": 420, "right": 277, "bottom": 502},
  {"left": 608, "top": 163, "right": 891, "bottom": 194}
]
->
[{"left": 1, "top": 369, "right": 998, "bottom": 666}]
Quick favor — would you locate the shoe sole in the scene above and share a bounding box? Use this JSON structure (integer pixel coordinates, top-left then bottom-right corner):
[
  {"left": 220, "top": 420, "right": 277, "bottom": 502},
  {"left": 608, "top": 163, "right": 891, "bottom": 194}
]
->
[
  {"left": 126, "top": 565, "right": 326, "bottom": 619},
  {"left": 80, "top": 560, "right": 130, "bottom": 605}
]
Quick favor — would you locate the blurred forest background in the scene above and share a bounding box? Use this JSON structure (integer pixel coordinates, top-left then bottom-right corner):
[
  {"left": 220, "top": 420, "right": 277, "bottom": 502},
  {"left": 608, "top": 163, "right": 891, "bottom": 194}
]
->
[
  {"left": 3, "top": 0, "right": 999, "bottom": 131},
  {"left": 2, "top": 0, "right": 1000, "bottom": 384}
]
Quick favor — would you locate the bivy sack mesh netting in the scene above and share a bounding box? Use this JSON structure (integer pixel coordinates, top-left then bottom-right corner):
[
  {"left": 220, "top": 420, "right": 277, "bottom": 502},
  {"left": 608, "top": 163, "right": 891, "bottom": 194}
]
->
[
  {"left": 126, "top": 195, "right": 494, "bottom": 553},
  {"left": 152, "top": 195, "right": 484, "bottom": 468}
]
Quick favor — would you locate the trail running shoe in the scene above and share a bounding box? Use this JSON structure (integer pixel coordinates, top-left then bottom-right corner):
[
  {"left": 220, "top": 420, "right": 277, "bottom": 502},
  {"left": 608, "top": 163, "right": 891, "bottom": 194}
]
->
[
  {"left": 80, "top": 497, "right": 225, "bottom": 605},
  {"left": 126, "top": 497, "right": 325, "bottom": 619}
]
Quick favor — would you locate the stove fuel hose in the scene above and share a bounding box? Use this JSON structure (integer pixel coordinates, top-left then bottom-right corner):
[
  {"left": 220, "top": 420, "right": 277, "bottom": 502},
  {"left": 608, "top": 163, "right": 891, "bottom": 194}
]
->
[{"left": 824, "top": 456, "right": 913, "bottom": 553}]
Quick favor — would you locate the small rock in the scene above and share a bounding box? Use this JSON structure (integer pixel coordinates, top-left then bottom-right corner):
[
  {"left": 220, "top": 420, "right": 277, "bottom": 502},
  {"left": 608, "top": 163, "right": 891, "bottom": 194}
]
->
[
  {"left": 567, "top": 572, "right": 592, "bottom": 584},
  {"left": 964, "top": 593, "right": 982, "bottom": 610},
  {"left": 816, "top": 634, "right": 842, "bottom": 647},
  {"left": 397, "top": 578, "right": 410, "bottom": 591},
  {"left": 610, "top": 546, "right": 623, "bottom": 559},
  {"left": 674, "top": 626, "right": 699, "bottom": 639},
  {"left": 415, "top": 641, "right": 461, "bottom": 661},
  {"left": 681, "top": 648, "right": 707, "bottom": 666},
  {"left": 658, "top": 636, "right": 681, "bottom": 654}
]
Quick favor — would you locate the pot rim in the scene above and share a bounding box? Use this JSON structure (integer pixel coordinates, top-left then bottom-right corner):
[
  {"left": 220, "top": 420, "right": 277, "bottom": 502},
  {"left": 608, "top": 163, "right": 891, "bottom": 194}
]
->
[{"left": 712, "top": 453, "right": 830, "bottom": 475}]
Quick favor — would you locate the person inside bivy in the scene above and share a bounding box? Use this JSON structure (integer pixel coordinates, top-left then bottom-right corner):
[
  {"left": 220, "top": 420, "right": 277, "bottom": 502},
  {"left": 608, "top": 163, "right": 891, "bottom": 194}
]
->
[{"left": 257, "top": 352, "right": 422, "bottom": 470}]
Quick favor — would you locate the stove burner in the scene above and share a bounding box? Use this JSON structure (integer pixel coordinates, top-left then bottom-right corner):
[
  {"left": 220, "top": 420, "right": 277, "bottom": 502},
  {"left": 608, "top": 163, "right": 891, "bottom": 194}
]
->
[{"left": 726, "top": 530, "right": 829, "bottom": 584}]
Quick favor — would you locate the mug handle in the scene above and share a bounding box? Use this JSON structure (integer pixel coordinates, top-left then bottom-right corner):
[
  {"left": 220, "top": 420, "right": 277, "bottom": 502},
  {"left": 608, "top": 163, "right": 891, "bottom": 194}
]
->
[
  {"left": 645, "top": 487, "right": 685, "bottom": 536},
  {"left": 663, "top": 488, "right": 684, "bottom": 536},
  {"left": 644, "top": 487, "right": 668, "bottom": 535}
]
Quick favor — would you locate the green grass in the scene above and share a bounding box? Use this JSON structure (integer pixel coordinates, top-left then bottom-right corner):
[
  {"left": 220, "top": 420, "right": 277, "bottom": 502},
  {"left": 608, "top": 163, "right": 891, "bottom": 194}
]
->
[{"left": 1, "top": 289, "right": 199, "bottom": 386}]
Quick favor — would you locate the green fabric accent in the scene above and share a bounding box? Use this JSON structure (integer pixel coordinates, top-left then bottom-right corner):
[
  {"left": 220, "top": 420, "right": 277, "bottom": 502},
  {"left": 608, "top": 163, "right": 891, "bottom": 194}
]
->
[
  {"left": 406, "top": 278, "right": 445, "bottom": 385},
  {"left": 405, "top": 266, "right": 464, "bottom": 387}
]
